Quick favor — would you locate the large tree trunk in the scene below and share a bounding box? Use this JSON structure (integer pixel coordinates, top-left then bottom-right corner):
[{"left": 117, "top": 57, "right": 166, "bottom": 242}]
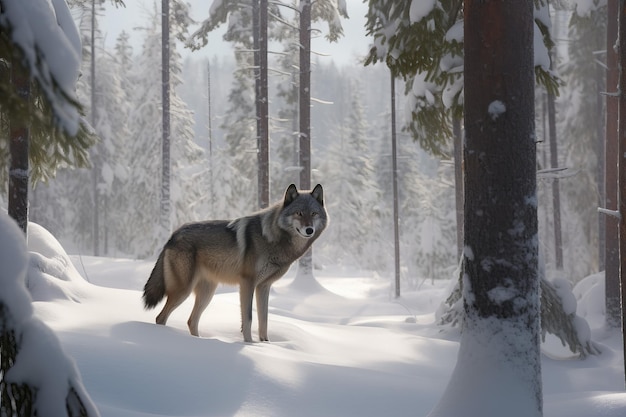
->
[
  {"left": 390, "top": 73, "right": 400, "bottom": 298},
  {"left": 605, "top": 0, "right": 621, "bottom": 330},
  {"left": 8, "top": 57, "right": 30, "bottom": 235},
  {"left": 617, "top": 0, "right": 626, "bottom": 388},
  {"left": 90, "top": 0, "right": 99, "bottom": 255},
  {"left": 161, "top": 0, "right": 171, "bottom": 236},
  {"left": 295, "top": 0, "right": 314, "bottom": 282},
  {"left": 256, "top": 0, "right": 269, "bottom": 208},
  {"left": 429, "top": 1, "right": 542, "bottom": 416},
  {"left": 452, "top": 117, "right": 463, "bottom": 260}
]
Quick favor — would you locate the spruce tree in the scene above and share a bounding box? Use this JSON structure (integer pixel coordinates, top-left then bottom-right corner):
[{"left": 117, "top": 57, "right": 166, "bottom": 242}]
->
[{"left": 430, "top": 3, "right": 543, "bottom": 416}]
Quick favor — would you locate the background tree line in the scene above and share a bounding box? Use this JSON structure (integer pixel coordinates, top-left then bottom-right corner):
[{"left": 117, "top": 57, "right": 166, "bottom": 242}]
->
[{"left": 0, "top": 0, "right": 608, "bottom": 289}]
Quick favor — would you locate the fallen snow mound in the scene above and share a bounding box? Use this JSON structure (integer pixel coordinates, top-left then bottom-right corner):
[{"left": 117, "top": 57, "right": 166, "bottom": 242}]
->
[{"left": 26, "top": 222, "right": 90, "bottom": 302}]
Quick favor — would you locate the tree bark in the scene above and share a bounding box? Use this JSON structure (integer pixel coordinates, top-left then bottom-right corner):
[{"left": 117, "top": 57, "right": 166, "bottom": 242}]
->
[
  {"left": 547, "top": 90, "right": 563, "bottom": 270},
  {"left": 8, "top": 56, "right": 30, "bottom": 235},
  {"left": 90, "top": 0, "right": 100, "bottom": 255},
  {"left": 453, "top": 117, "right": 463, "bottom": 260},
  {"left": 390, "top": 73, "right": 400, "bottom": 298},
  {"left": 256, "top": 0, "right": 269, "bottom": 208},
  {"left": 161, "top": 0, "right": 171, "bottom": 235},
  {"left": 605, "top": 0, "right": 621, "bottom": 330},
  {"left": 296, "top": 0, "right": 313, "bottom": 279},
  {"left": 429, "top": 1, "right": 542, "bottom": 415},
  {"left": 616, "top": 0, "right": 626, "bottom": 388}
]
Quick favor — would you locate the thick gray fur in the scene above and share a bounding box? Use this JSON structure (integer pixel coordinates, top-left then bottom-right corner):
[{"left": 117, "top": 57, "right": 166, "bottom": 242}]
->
[{"left": 143, "top": 184, "right": 327, "bottom": 342}]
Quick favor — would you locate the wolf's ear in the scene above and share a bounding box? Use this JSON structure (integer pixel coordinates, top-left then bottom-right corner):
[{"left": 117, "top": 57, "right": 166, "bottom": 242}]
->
[
  {"left": 284, "top": 184, "right": 299, "bottom": 206},
  {"left": 311, "top": 184, "right": 323, "bottom": 206}
]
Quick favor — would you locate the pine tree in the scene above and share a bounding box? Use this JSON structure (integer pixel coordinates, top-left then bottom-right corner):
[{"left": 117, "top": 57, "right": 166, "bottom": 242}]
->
[
  {"left": 429, "top": 3, "right": 543, "bottom": 416},
  {"left": 320, "top": 81, "right": 381, "bottom": 269},
  {"left": 364, "top": 0, "right": 557, "bottom": 154},
  {"left": 271, "top": 6, "right": 300, "bottom": 197},
  {"left": 556, "top": 5, "right": 606, "bottom": 278},
  {"left": 125, "top": 7, "right": 206, "bottom": 256},
  {"left": 0, "top": 0, "right": 96, "bottom": 232}
]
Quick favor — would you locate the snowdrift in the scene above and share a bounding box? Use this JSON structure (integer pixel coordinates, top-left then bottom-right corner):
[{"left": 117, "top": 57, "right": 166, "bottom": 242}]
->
[{"left": 3, "top": 217, "right": 623, "bottom": 417}]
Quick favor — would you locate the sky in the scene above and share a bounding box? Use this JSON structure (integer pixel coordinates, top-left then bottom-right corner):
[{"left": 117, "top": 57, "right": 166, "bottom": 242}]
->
[{"left": 99, "top": 0, "right": 371, "bottom": 66}]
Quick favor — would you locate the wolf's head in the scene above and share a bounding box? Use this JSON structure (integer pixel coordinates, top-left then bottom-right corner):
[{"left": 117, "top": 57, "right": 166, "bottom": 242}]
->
[{"left": 279, "top": 184, "right": 327, "bottom": 239}]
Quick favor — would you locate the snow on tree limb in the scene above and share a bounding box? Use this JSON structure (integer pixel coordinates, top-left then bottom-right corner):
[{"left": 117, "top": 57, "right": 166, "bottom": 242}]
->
[{"left": 0, "top": 0, "right": 83, "bottom": 136}]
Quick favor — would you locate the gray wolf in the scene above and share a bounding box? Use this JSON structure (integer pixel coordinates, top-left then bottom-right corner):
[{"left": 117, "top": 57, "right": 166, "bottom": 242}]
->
[{"left": 143, "top": 184, "right": 327, "bottom": 342}]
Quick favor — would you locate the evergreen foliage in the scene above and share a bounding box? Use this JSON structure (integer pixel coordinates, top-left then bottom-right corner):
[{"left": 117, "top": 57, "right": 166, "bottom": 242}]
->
[
  {"left": 364, "top": 0, "right": 559, "bottom": 156},
  {"left": 0, "top": 307, "right": 35, "bottom": 417},
  {"left": 437, "top": 272, "right": 601, "bottom": 358},
  {"left": 320, "top": 81, "right": 381, "bottom": 268},
  {"left": 30, "top": 4, "right": 205, "bottom": 257},
  {"left": 554, "top": 5, "right": 606, "bottom": 277},
  {"left": 0, "top": 16, "right": 96, "bottom": 189}
]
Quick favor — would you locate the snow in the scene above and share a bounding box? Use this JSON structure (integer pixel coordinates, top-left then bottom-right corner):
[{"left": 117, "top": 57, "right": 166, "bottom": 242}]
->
[
  {"left": 0, "top": 215, "right": 624, "bottom": 416},
  {"left": 571, "top": 0, "right": 607, "bottom": 17},
  {"left": 534, "top": 20, "right": 552, "bottom": 72},
  {"left": 488, "top": 100, "right": 506, "bottom": 120},
  {"left": 0, "top": 0, "right": 82, "bottom": 136},
  {"left": 409, "top": 0, "right": 436, "bottom": 24},
  {"left": 429, "top": 314, "right": 542, "bottom": 417},
  {"left": 0, "top": 214, "right": 99, "bottom": 417}
]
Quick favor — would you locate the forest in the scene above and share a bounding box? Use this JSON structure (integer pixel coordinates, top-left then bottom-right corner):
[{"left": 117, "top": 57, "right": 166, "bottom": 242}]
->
[
  {"left": 0, "top": 1, "right": 624, "bottom": 417},
  {"left": 6, "top": 0, "right": 604, "bottom": 288}
]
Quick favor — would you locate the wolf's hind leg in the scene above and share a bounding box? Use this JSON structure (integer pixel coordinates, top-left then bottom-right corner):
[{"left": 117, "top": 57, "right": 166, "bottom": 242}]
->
[
  {"left": 188, "top": 279, "right": 218, "bottom": 336},
  {"left": 239, "top": 279, "right": 255, "bottom": 343},
  {"left": 156, "top": 286, "right": 192, "bottom": 327}
]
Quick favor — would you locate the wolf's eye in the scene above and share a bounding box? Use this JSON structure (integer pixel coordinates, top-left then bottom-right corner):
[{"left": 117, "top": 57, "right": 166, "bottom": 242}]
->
[
  {"left": 296, "top": 211, "right": 303, "bottom": 217},
  {"left": 311, "top": 212, "right": 318, "bottom": 217}
]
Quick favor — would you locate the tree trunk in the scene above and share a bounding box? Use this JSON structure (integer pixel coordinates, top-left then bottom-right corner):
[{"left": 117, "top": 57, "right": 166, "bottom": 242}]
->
[
  {"left": 91, "top": 0, "right": 99, "bottom": 255},
  {"left": 453, "top": 117, "right": 463, "bottom": 260},
  {"left": 605, "top": 0, "right": 621, "bottom": 330},
  {"left": 256, "top": 0, "right": 269, "bottom": 208},
  {"left": 8, "top": 58, "right": 29, "bottom": 235},
  {"left": 207, "top": 61, "right": 215, "bottom": 216},
  {"left": 429, "top": 1, "right": 542, "bottom": 415},
  {"left": 547, "top": 90, "right": 563, "bottom": 270},
  {"left": 161, "top": 0, "right": 171, "bottom": 236},
  {"left": 617, "top": 0, "right": 626, "bottom": 388},
  {"left": 597, "top": 32, "right": 607, "bottom": 273},
  {"left": 296, "top": 0, "right": 313, "bottom": 281},
  {"left": 390, "top": 72, "right": 400, "bottom": 298}
]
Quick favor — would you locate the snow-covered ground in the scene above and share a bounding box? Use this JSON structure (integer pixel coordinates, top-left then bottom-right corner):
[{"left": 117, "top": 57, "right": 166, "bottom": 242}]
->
[{"left": 10, "top": 218, "right": 626, "bottom": 416}]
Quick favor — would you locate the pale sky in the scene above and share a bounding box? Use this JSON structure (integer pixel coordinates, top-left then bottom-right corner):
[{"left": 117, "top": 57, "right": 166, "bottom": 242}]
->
[{"left": 99, "top": 0, "right": 371, "bottom": 66}]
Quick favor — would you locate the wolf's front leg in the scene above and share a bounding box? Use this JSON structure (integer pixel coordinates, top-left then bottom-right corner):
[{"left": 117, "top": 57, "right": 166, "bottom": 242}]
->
[
  {"left": 255, "top": 282, "right": 272, "bottom": 342},
  {"left": 239, "top": 280, "right": 255, "bottom": 342}
]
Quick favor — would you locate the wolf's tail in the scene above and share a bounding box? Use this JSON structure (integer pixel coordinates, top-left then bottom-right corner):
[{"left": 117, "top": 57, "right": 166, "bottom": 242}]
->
[{"left": 143, "top": 249, "right": 167, "bottom": 309}]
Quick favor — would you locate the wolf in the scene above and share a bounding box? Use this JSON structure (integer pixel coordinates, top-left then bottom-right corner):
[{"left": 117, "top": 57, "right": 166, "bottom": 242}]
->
[{"left": 142, "top": 184, "right": 327, "bottom": 342}]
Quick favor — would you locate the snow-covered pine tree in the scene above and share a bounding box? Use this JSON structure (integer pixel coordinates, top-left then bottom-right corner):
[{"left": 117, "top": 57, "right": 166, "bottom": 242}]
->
[
  {"left": 0, "top": 0, "right": 96, "bottom": 235},
  {"left": 126, "top": 7, "right": 205, "bottom": 256},
  {"left": 555, "top": 4, "right": 606, "bottom": 279},
  {"left": 319, "top": 81, "right": 381, "bottom": 269},
  {"left": 189, "top": 0, "right": 277, "bottom": 215},
  {"left": 271, "top": 6, "right": 300, "bottom": 198},
  {"left": 32, "top": 5, "right": 136, "bottom": 256},
  {"left": 91, "top": 31, "right": 135, "bottom": 256},
  {"left": 373, "top": 110, "right": 455, "bottom": 286},
  {"left": 216, "top": 47, "right": 257, "bottom": 216},
  {"left": 430, "top": 3, "right": 543, "bottom": 416}
]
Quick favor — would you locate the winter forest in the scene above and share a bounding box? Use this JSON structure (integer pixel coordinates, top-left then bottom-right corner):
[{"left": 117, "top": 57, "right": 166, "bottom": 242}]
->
[
  {"left": 26, "top": 0, "right": 452, "bottom": 277},
  {"left": 8, "top": 0, "right": 604, "bottom": 284},
  {"left": 2, "top": 0, "right": 626, "bottom": 417}
]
